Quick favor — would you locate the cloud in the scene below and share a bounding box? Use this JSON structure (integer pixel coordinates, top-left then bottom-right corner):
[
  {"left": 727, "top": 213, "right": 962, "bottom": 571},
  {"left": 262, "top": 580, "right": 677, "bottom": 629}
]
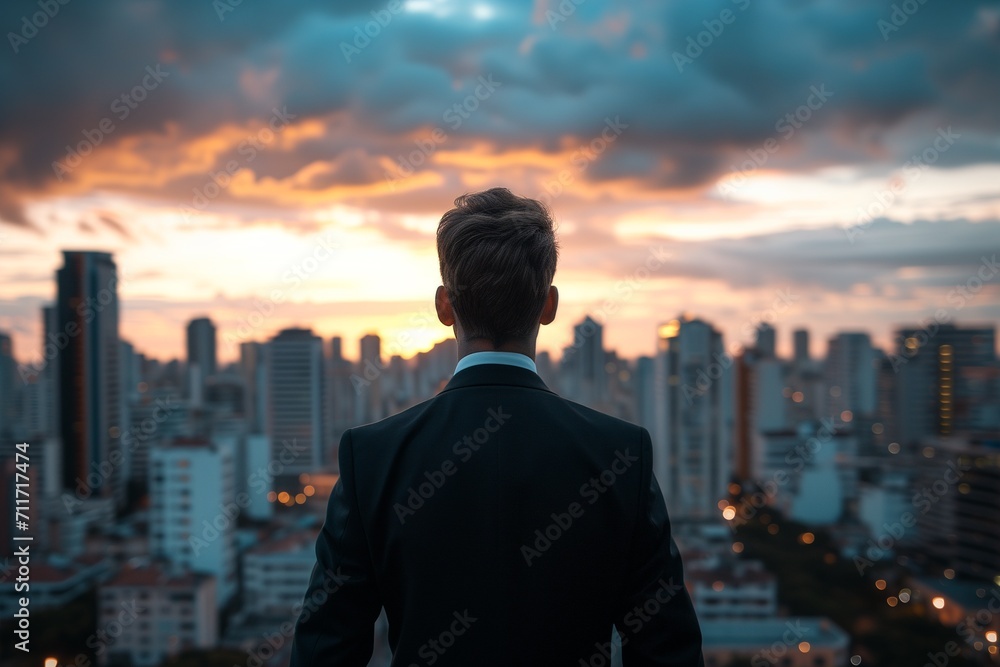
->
[
  {"left": 558, "top": 217, "right": 1000, "bottom": 295},
  {"left": 0, "top": 0, "right": 997, "bottom": 229}
]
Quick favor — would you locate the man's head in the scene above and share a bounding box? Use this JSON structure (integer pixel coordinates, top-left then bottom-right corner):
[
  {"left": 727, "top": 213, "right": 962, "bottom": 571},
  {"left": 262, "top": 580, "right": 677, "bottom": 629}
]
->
[{"left": 435, "top": 187, "right": 559, "bottom": 350}]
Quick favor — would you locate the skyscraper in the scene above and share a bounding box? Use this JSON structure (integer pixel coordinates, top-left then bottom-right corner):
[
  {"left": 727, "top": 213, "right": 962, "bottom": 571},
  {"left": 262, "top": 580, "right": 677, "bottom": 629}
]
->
[
  {"left": 562, "top": 315, "right": 607, "bottom": 405},
  {"left": 186, "top": 317, "right": 217, "bottom": 402},
  {"left": 0, "top": 332, "right": 16, "bottom": 440},
  {"left": 652, "top": 316, "right": 733, "bottom": 521},
  {"left": 265, "top": 328, "right": 325, "bottom": 474},
  {"left": 793, "top": 329, "right": 810, "bottom": 365},
  {"left": 56, "top": 251, "right": 123, "bottom": 509},
  {"left": 754, "top": 323, "right": 776, "bottom": 359},
  {"left": 239, "top": 341, "right": 266, "bottom": 434},
  {"left": 916, "top": 434, "right": 1000, "bottom": 581},
  {"left": 357, "top": 333, "right": 383, "bottom": 425},
  {"left": 893, "top": 324, "right": 997, "bottom": 446},
  {"left": 327, "top": 336, "right": 356, "bottom": 444},
  {"left": 825, "top": 332, "right": 877, "bottom": 423}
]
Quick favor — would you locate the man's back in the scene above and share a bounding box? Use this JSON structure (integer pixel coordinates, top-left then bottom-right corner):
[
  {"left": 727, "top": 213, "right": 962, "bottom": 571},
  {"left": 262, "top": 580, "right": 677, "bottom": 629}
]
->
[{"left": 291, "top": 362, "right": 704, "bottom": 666}]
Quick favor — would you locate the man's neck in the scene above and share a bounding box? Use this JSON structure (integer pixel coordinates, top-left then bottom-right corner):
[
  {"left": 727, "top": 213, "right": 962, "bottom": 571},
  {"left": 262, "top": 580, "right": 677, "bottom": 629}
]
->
[{"left": 457, "top": 338, "right": 536, "bottom": 361}]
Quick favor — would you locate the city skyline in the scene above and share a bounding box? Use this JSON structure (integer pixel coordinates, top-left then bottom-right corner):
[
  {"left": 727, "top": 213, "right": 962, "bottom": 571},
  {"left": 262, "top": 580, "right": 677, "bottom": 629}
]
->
[
  {"left": 2, "top": 1, "right": 999, "bottom": 665},
  {"left": 2, "top": 2, "right": 999, "bottom": 368},
  {"left": 4, "top": 243, "right": 999, "bottom": 370}
]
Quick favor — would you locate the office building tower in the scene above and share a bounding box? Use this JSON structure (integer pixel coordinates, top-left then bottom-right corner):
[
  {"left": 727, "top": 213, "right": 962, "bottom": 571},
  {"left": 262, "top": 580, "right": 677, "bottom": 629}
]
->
[
  {"left": 239, "top": 341, "right": 266, "bottom": 433},
  {"left": 894, "top": 325, "right": 997, "bottom": 446},
  {"left": 825, "top": 332, "right": 877, "bottom": 423},
  {"left": 149, "top": 436, "right": 237, "bottom": 607},
  {"left": 634, "top": 356, "right": 656, "bottom": 434},
  {"left": 55, "top": 251, "right": 123, "bottom": 509},
  {"left": 917, "top": 434, "right": 1000, "bottom": 580},
  {"left": 652, "top": 316, "right": 733, "bottom": 520},
  {"left": 0, "top": 332, "right": 17, "bottom": 439},
  {"left": 266, "top": 328, "right": 325, "bottom": 473},
  {"left": 357, "top": 333, "right": 383, "bottom": 424},
  {"left": 186, "top": 317, "right": 217, "bottom": 404},
  {"left": 793, "top": 329, "right": 810, "bottom": 365},
  {"left": 754, "top": 323, "right": 776, "bottom": 359},
  {"left": 327, "top": 337, "right": 356, "bottom": 442},
  {"left": 562, "top": 315, "right": 607, "bottom": 405}
]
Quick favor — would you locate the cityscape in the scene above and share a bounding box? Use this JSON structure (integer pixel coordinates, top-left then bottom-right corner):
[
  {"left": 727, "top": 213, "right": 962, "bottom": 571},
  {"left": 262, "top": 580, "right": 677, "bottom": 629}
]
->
[
  {"left": 2, "top": 0, "right": 1000, "bottom": 665},
  {"left": 0, "top": 249, "right": 997, "bottom": 666}
]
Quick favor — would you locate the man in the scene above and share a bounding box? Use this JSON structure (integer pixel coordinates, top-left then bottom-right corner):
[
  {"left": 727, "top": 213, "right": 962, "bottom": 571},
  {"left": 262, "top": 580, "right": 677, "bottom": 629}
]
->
[{"left": 290, "top": 187, "right": 704, "bottom": 666}]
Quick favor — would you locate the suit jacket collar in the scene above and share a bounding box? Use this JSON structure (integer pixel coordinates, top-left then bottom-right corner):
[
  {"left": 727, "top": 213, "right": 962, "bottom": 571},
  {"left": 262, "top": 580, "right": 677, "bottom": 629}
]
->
[{"left": 439, "top": 362, "right": 556, "bottom": 395}]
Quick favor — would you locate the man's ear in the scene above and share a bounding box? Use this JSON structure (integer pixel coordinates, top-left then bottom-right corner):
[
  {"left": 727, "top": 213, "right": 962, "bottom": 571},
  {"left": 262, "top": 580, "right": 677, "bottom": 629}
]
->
[
  {"left": 435, "top": 285, "right": 455, "bottom": 327},
  {"left": 539, "top": 285, "right": 558, "bottom": 326}
]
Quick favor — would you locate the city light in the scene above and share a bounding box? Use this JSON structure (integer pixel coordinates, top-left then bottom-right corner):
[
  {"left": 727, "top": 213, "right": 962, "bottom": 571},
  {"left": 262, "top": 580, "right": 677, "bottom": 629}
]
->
[
  {"left": 932, "top": 597, "right": 946, "bottom": 610},
  {"left": 986, "top": 631, "right": 997, "bottom": 643},
  {"left": 875, "top": 579, "right": 887, "bottom": 590},
  {"left": 799, "top": 532, "right": 815, "bottom": 545},
  {"left": 722, "top": 506, "right": 737, "bottom": 520}
]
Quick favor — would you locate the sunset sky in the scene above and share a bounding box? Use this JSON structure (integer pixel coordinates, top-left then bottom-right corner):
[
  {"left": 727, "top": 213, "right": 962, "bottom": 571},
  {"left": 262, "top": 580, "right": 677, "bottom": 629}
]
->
[{"left": 1, "top": 0, "right": 999, "bottom": 365}]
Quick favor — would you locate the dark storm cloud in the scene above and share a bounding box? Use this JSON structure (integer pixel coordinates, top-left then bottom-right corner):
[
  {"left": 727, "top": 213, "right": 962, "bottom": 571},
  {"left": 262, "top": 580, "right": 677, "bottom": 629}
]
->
[{"left": 0, "top": 0, "right": 998, "bottom": 227}]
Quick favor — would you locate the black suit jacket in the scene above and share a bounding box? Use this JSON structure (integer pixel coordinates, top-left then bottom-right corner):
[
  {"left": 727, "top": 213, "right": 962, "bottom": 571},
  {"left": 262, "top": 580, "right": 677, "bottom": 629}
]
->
[{"left": 290, "top": 363, "right": 704, "bottom": 666}]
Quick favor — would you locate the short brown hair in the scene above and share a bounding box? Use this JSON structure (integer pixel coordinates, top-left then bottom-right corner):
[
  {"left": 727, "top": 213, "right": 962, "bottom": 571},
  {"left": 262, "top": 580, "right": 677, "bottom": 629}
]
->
[{"left": 437, "top": 187, "right": 558, "bottom": 347}]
